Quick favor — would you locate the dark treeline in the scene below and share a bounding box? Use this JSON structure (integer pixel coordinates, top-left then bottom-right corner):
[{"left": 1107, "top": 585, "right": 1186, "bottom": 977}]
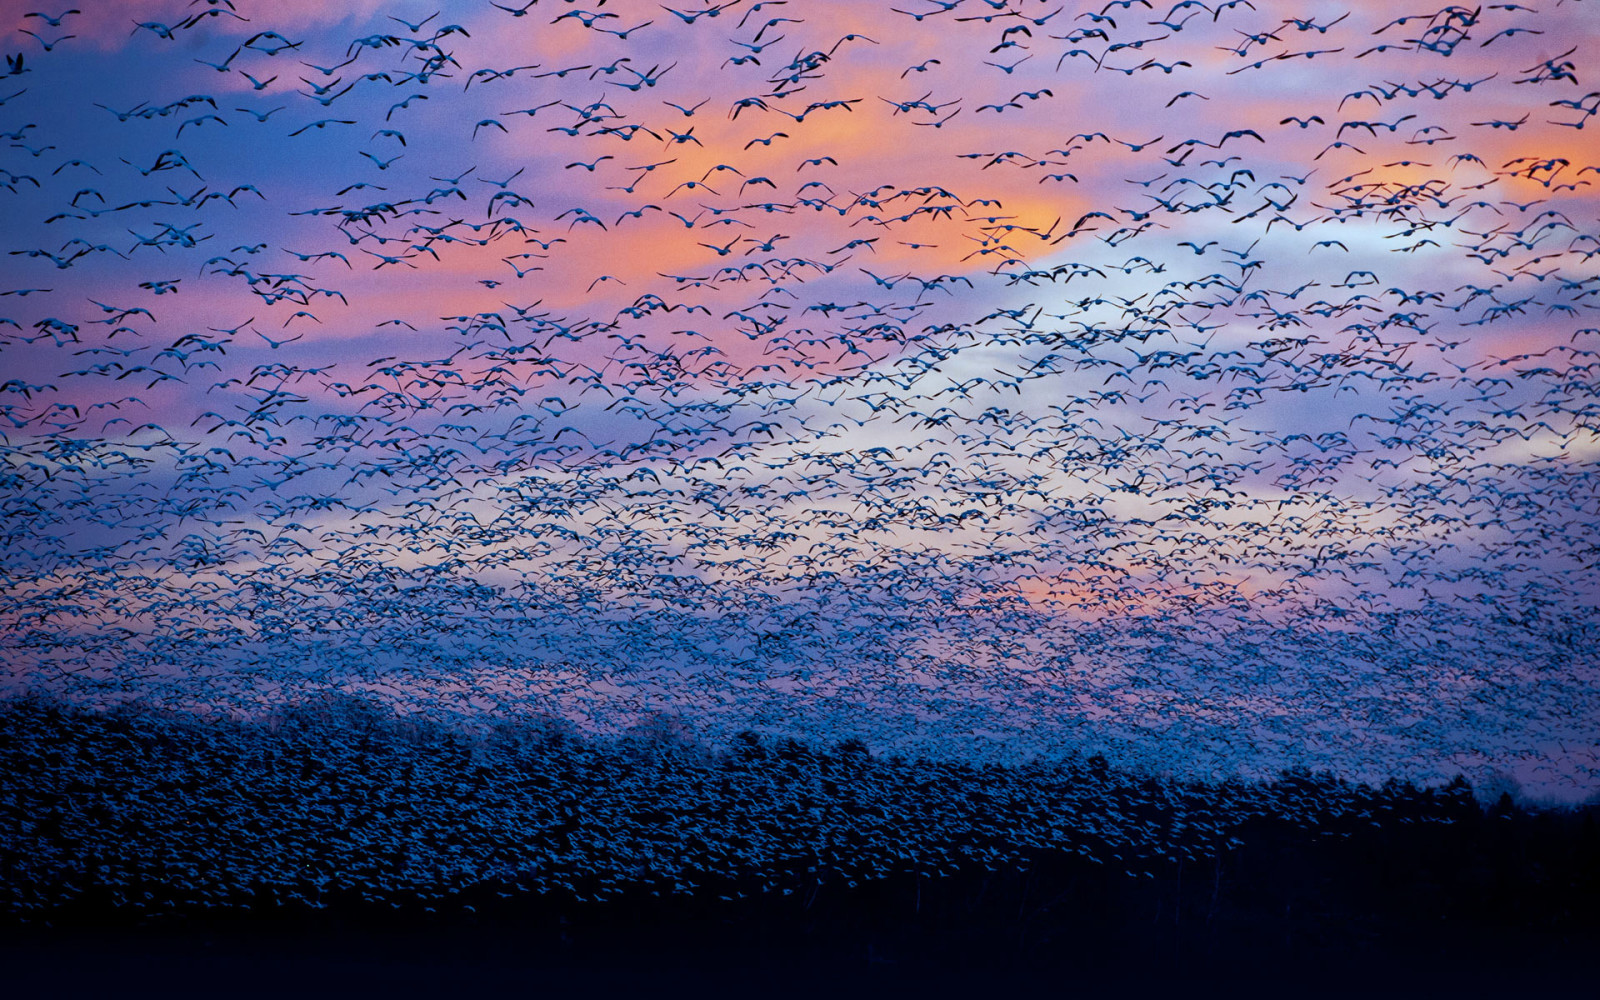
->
[{"left": 2, "top": 694, "right": 1596, "bottom": 992}]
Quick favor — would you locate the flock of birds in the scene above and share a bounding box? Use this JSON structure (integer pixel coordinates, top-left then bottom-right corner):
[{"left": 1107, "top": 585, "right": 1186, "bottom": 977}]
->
[
  {"left": 0, "top": 0, "right": 1597, "bottom": 804},
  {"left": 0, "top": 696, "right": 1484, "bottom": 916}
]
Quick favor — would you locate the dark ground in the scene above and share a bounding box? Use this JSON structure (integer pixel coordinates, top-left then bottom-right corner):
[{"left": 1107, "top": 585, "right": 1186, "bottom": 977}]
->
[
  {"left": 6, "top": 806, "right": 1595, "bottom": 999},
  {"left": 2, "top": 894, "right": 1592, "bottom": 998}
]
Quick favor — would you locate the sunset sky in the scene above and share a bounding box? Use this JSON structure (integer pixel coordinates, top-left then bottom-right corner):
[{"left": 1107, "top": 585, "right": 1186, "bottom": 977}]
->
[{"left": 1, "top": 0, "right": 1596, "bottom": 798}]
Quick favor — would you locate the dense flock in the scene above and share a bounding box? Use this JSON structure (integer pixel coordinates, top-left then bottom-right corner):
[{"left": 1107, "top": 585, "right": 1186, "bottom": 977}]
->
[{"left": 0, "top": 695, "right": 1492, "bottom": 920}]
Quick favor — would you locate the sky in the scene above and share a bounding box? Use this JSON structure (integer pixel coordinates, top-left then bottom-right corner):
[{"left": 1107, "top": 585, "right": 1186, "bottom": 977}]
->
[{"left": 0, "top": 0, "right": 1597, "bottom": 799}]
